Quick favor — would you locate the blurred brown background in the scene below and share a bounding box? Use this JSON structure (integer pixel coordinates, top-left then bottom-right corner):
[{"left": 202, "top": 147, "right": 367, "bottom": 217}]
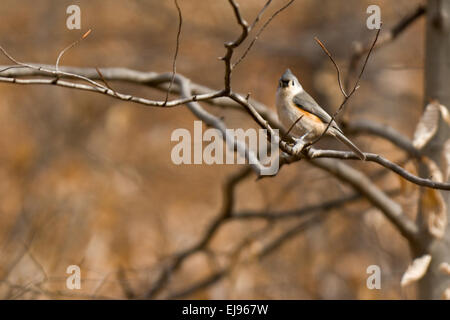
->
[{"left": 0, "top": 0, "right": 425, "bottom": 299}]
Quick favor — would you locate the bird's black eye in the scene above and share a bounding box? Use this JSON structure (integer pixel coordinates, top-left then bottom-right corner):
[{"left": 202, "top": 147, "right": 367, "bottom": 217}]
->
[{"left": 290, "top": 81, "right": 294, "bottom": 86}]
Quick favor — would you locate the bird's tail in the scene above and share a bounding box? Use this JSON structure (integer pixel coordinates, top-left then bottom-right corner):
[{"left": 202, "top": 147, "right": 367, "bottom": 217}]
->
[{"left": 332, "top": 130, "right": 366, "bottom": 160}]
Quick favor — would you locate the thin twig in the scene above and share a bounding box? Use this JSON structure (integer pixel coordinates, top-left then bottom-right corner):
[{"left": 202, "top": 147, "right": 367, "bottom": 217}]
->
[
  {"left": 345, "top": 4, "right": 426, "bottom": 92},
  {"left": 95, "top": 67, "right": 119, "bottom": 97},
  {"left": 0, "top": 71, "right": 224, "bottom": 108},
  {"left": 311, "top": 27, "right": 381, "bottom": 147},
  {"left": 0, "top": 1, "right": 438, "bottom": 301},
  {"left": 56, "top": 29, "right": 91, "bottom": 73},
  {"left": 221, "top": 0, "right": 249, "bottom": 92},
  {"left": 2, "top": 62, "right": 446, "bottom": 190},
  {"left": 314, "top": 37, "right": 347, "bottom": 97},
  {"left": 0, "top": 44, "right": 107, "bottom": 90},
  {"left": 249, "top": 0, "right": 273, "bottom": 31},
  {"left": 0, "top": 65, "right": 26, "bottom": 73},
  {"left": 233, "top": 0, "right": 295, "bottom": 68},
  {"left": 285, "top": 115, "right": 304, "bottom": 137},
  {"left": 164, "top": 0, "right": 182, "bottom": 105},
  {"left": 0, "top": 64, "right": 280, "bottom": 125},
  {"left": 228, "top": 92, "right": 450, "bottom": 190}
]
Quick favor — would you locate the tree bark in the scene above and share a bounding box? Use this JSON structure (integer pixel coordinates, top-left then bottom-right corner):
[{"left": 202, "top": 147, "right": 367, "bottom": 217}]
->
[{"left": 418, "top": 0, "right": 450, "bottom": 299}]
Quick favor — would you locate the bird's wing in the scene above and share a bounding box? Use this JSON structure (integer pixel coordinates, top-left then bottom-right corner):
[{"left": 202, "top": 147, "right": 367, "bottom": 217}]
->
[{"left": 292, "top": 92, "right": 342, "bottom": 132}]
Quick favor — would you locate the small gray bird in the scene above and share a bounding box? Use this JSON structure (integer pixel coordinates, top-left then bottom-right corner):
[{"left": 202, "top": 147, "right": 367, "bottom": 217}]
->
[{"left": 276, "top": 69, "right": 365, "bottom": 160}]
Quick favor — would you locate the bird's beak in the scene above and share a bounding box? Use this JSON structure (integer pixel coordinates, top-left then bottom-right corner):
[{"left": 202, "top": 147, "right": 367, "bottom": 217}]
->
[{"left": 280, "top": 80, "right": 290, "bottom": 88}]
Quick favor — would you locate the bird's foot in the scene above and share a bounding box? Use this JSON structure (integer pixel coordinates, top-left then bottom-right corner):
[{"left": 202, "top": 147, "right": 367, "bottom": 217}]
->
[{"left": 292, "top": 139, "right": 306, "bottom": 156}]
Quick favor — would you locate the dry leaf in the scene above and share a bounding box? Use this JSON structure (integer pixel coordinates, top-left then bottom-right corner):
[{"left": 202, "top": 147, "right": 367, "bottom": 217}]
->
[
  {"left": 413, "top": 102, "right": 441, "bottom": 149},
  {"left": 421, "top": 187, "right": 447, "bottom": 238},
  {"left": 398, "top": 160, "right": 417, "bottom": 196},
  {"left": 439, "top": 104, "right": 450, "bottom": 125},
  {"left": 422, "top": 157, "right": 444, "bottom": 183},
  {"left": 420, "top": 157, "right": 447, "bottom": 238},
  {"left": 439, "top": 262, "right": 450, "bottom": 275},
  {"left": 421, "top": 188, "right": 447, "bottom": 239},
  {"left": 401, "top": 254, "right": 432, "bottom": 287},
  {"left": 443, "top": 288, "right": 450, "bottom": 300},
  {"left": 442, "top": 139, "right": 450, "bottom": 181}
]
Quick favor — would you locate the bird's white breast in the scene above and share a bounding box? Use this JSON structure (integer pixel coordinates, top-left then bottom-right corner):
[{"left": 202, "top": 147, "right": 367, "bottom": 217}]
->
[{"left": 276, "top": 88, "right": 322, "bottom": 137}]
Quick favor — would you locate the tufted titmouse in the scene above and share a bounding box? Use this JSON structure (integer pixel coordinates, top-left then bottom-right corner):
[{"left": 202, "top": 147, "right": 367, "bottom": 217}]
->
[{"left": 276, "top": 69, "right": 365, "bottom": 160}]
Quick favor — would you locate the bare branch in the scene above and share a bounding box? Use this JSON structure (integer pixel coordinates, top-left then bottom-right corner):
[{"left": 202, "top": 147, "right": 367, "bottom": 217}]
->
[
  {"left": 305, "top": 148, "right": 450, "bottom": 190},
  {"left": 144, "top": 167, "right": 252, "bottom": 299},
  {"left": 2, "top": 63, "right": 447, "bottom": 190},
  {"left": 232, "top": 188, "right": 399, "bottom": 221},
  {"left": 0, "top": 65, "right": 26, "bottom": 73},
  {"left": 228, "top": 90, "right": 450, "bottom": 191},
  {"left": 0, "top": 68, "right": 224, "bottom": 108},
  {"left": 310, "top": 158, "right": 420, "bottom": 246},
  {"left": 258, "top": 214, "right": 325, "bottom": 259},
  {"left": 233, "top": 0, "right": 295, "bottom": 68},
  {"left": 95, "top": 67, "right": 119, "bottom": 98},
  {"left": 0, "top": 1, "right": 433, "bottom": 301},
  {"left": 345, "top": 119, "right": 421, "bottom": 157},
  {"left": 165, "top": 194, "right": 346, "bottom": 299},
  {"left": 249, "top": 0, "right": 273, "bottom": 31},
  {"left": 0, "top": 45, "right": 107, "bottom": 91},
  {"left": 178, "top": 79, "right": 271, "bottom": 175},
  {"left": 312, "top": 27, "right": 381, "bottom": 147},
  {"left": 166, "top": 190, "right": 375, "bottom": 298},
  {"left": 117, "top": 268, "right": 136, "bottom": 299},
  {"left": 345, "top": 4, "right": 426, "bottom": 91},
  {"left": 221, "top": 0, "right": 249, "bottom": 92},
  {"left": 0, "top": 65, "right": 281, "bottom": 127},
  {"left": 167, "top": 269, "right": 228, "bottom": 299},
  {"left": 314, "top": 37, "right": 347, "bottom": 97}
]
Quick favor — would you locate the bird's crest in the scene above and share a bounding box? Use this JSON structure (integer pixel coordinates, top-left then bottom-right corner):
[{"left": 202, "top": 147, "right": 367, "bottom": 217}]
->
[{"left": 280, "top": 68, "right": 296, "bottom": 81}]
